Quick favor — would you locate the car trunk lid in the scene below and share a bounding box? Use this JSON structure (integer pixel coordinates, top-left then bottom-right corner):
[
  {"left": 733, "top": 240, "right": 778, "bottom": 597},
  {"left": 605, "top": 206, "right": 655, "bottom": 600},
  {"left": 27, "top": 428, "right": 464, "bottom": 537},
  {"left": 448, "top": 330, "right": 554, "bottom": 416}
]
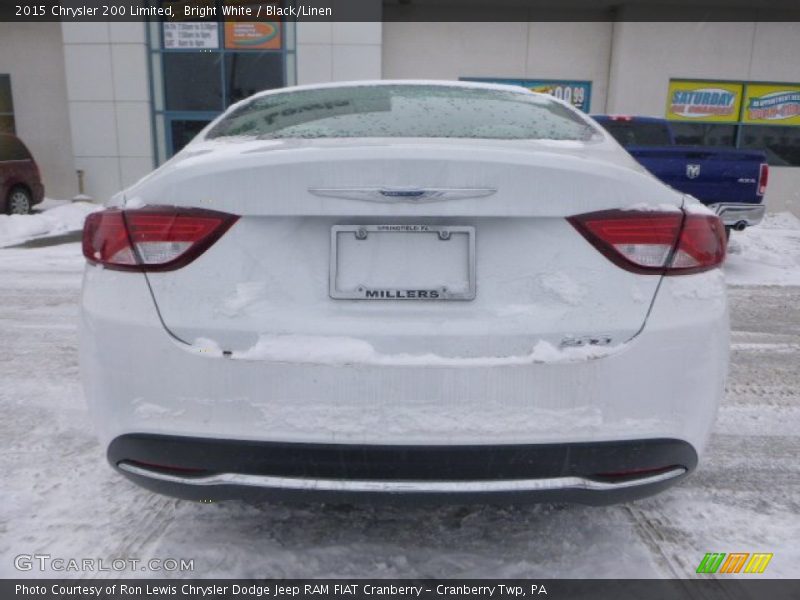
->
[{"left": 126, "top": 139, "right": 682, "bottom": 359}]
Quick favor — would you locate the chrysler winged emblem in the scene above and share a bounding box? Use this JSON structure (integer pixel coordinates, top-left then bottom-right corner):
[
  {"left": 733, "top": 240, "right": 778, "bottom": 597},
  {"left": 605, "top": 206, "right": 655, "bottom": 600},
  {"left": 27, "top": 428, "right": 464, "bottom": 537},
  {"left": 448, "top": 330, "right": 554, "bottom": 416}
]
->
[
  {"left": 309, "top": 187, "right": 496, "bottom": 203},
  {"left": 686, "top": 164, "right": 701, "bottom": 179}
]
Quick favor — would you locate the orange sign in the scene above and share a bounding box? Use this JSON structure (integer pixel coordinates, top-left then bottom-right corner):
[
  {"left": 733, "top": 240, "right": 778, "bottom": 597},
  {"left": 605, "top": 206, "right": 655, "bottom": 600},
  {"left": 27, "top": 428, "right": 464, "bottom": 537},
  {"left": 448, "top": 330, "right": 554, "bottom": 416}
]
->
[{"left": 224, "top": 21, "right": 281, "bottom": 50}]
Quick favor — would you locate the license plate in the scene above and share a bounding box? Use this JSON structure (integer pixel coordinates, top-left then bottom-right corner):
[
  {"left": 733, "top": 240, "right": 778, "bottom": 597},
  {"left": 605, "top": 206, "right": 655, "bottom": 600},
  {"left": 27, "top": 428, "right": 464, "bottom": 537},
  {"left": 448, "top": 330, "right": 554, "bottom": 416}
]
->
[{"left": 329, "top": 225, "right": 476, "bottom": 300}]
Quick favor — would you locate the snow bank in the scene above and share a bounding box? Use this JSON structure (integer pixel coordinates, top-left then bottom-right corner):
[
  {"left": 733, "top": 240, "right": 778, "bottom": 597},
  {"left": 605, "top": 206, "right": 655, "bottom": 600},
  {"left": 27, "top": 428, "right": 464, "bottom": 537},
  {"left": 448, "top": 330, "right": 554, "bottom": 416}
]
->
[
  {"left": 0, "top": 200, "right": 101, "bottom": 247},
  {"left": 192, "top": 334, "right": 623, "bottom": 366},
  {"left": 724, "top": 212, "right": 800, "bottom": 286}
]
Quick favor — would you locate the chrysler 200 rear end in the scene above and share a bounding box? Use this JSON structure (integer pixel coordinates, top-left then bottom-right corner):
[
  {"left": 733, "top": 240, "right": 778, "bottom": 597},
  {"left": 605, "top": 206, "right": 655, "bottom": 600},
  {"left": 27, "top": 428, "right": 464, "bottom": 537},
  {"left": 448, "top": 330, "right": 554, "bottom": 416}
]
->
[{"left": 79, "top": 82, "right": 728, "bottom": 504}]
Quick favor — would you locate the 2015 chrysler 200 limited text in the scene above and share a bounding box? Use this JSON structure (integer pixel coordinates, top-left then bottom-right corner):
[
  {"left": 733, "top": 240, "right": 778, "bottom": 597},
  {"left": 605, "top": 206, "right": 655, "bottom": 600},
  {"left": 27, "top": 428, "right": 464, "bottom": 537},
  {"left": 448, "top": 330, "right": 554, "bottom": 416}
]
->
[{"left": 79, "top": 81, "right": 728, "bottom": 504}]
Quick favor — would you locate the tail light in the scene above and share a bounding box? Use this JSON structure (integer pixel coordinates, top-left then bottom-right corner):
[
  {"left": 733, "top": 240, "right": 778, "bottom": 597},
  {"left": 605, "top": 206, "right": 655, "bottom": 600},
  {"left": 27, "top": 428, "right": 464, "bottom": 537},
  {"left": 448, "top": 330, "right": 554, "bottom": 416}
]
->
[
  {"left": 123, "top": 460, "right": 209, "bottom": 475},
  {"left": 82, "top": 206, "right": 238, "bottom": 271},
  {"left": 757, "top": 163, "right": 769, "bottom": 196},
  {"left": 593, "top": 465, "right": 683, "bottom": 482},
  {"left": 568, "top": 209, "right": 726, "bottom": 275}
]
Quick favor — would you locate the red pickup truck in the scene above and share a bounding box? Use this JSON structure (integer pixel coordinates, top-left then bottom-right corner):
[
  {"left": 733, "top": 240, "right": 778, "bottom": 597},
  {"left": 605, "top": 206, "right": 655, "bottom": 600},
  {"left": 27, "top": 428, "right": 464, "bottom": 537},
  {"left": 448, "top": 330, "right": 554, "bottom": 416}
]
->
[{"left": 0, "top": 133, "right": 45, "bottom": 214}]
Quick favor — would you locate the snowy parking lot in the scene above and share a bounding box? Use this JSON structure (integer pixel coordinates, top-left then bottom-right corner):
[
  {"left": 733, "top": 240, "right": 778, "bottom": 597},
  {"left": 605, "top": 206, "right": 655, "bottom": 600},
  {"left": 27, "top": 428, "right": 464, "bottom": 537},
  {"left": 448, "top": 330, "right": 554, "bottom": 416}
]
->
[{"left": 1, "top": 210, "right": 799, "bottom": 578}]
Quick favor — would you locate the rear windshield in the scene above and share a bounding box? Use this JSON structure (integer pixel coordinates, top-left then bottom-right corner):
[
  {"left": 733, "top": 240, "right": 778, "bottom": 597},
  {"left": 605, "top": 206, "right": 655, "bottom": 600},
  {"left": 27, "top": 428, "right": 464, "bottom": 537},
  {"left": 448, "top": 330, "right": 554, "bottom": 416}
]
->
[
  {"left": 0, "top": 135, "right": 32, "bottom": 161},
  {"left": 599, "top": 120, "right": 672, "bottom": 147},
  {"left": 205, "top": 85, "right": 597, "bottom": 141}
]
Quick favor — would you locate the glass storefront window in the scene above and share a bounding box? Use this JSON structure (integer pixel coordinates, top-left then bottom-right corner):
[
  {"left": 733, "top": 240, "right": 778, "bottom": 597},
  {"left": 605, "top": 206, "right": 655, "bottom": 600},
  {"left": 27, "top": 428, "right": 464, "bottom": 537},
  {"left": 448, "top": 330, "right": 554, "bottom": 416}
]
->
[
  {"left": 163, "top": 53, "right": 224, "bottom": 112},
  {"left": 224, "top": 53, "right": 285, "bottom": 105},
  {"left": 666, "top": 78, "right": 800, "bottom": 167},
  {"left": 740, "top": 125, "right": 800, "bottom": 166},
  {"left": 671, "top": 123, "right": 737, "bottom": 147},
  {"left": 147, "top": 5, "right": 295, "bottom": 160},
  {"left": 170, "top": 119, "right": 213, "bottom": 151}
]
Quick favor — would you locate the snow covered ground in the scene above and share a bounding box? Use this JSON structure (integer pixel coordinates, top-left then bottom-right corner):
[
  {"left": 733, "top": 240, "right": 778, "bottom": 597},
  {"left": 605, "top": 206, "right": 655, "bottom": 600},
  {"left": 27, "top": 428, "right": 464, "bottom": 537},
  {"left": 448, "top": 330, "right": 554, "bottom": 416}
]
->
[
  {"left": 725, "top": 212, "right": 800, "bottom": 286},
  {"left": 0, "top": 200, "right": 101, "bottom": 248},
  {"left": 0, "top": 215, "right": 799, "bottom": 579}
]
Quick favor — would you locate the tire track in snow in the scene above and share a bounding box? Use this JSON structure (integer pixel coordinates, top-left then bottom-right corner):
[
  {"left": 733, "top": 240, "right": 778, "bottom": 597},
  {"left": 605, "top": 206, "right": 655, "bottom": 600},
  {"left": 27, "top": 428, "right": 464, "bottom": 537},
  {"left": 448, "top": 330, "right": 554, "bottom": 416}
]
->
[
  {"left": 103, "top": 494, "right": 180, "bottom": 575},
  {"left": 622, "top": 505, "right": 689, "bottom": 578}
]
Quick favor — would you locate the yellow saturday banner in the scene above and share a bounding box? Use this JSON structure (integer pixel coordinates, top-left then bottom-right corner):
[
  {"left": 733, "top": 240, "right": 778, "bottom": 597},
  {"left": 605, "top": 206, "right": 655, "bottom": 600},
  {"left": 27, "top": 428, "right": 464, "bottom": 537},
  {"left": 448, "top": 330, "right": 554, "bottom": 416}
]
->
[
  {"left": 666, "top": 80, "right": 743, "bottom": 123},
  {"left": 743, "top": 84, "right": 800, "bottom": 125}
]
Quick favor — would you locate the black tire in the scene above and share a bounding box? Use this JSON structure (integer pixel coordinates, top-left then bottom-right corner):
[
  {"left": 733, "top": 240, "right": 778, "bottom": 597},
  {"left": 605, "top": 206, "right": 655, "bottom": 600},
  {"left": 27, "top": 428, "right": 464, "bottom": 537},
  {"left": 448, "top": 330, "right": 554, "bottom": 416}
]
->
[
  {"left": 6, "top": 186, "right": 32, "bottom": 215},
  {"left": 724, "top": 226, "right": 732, "bottom": 242}
]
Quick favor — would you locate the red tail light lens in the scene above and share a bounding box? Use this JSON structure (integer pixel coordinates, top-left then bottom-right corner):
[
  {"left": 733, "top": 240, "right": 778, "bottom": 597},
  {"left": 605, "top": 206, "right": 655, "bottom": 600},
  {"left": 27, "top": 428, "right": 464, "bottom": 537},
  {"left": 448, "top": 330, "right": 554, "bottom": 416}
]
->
[
  {"left": 82, "top": 206, "right": 238, "bottom": 271},
  {"left": 568, "top": 209, "right": 726, "bottom": 275},
  {"left": 593, "top": 465, "right": 683, "bottom": 482},
  {"left": 758, "top": 163, "right": 769, "bottom": 196},
  {"left": 670, "top": 213, "right": 727, "bottom": 272},
  {"left": 124, "top": 460, "right": 208, "bottom": 475}
]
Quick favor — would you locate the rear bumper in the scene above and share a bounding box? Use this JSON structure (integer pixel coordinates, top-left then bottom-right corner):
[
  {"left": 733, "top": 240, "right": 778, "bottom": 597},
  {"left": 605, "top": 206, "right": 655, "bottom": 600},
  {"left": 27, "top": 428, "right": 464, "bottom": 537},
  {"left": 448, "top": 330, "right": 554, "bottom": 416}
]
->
[
  {"left": 32, "top": 182, "right": 45, "bottom": 205},
  {"left": 110, "top": 434, "right": 696, "bottom": 505},
  {"left": 708, "top": 202, "right": 765, "bottom": 228},
  {"left": 80, "top": 266, "right": 728, "bottom": 503}
]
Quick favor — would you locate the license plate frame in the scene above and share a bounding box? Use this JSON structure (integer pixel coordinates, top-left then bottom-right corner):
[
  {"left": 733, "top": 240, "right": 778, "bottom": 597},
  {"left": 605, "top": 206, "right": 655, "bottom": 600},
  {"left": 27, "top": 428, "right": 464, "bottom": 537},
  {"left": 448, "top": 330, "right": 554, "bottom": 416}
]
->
[{"left": 329, "top": 224, "right": 476, "bottom": 301}]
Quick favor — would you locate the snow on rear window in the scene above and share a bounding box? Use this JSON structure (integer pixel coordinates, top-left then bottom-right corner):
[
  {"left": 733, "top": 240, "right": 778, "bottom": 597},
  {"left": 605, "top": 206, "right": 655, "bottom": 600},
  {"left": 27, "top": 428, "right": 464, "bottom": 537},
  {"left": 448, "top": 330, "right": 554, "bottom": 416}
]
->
[{"left": 205, "top": 85, "right": 597, "bottom": 141}]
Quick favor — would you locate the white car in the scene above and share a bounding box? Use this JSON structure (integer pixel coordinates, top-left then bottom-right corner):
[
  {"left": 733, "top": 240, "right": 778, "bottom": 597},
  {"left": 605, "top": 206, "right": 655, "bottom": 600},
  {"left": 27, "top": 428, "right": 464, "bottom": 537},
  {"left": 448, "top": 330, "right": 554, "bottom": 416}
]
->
[{"left": 79, "top": 81, "right": 728, "bottom": 504}]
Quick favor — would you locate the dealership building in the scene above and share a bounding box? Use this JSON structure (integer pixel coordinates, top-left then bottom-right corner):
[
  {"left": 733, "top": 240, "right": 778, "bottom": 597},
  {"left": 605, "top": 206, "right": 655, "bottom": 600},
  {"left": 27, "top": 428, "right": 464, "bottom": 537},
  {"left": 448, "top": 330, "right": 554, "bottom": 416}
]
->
[{"left": 1, "top": 7, "right": 799, "bottom": 214}]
